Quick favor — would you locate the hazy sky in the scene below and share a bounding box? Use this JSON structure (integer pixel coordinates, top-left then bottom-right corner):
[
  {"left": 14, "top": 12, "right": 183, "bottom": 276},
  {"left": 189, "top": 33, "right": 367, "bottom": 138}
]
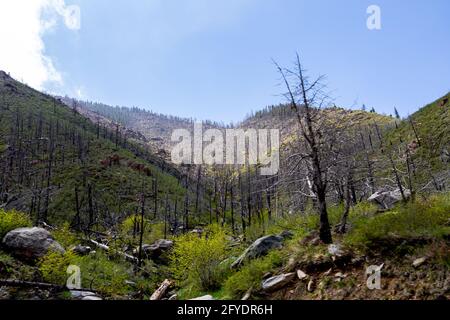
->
[{"left": 1, "top": 0, "right": 449, "bottom": 123}]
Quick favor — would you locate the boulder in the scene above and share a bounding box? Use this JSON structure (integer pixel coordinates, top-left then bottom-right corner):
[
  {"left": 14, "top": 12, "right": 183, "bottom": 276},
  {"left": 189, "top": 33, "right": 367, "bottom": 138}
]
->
[
  {"left": 2, "top": 227, "right": 65, "bottom": 261},
  {"left": 231, "top": 233, "right": 288, "bottom": 269},
  {"left": 135, "top": 239, "right": 174, "bottom": 263},
  {"left": 261, "top": 273, "right": 296, "bottom": 292},
  {"left": 72, "top": 245, "right": 92, "bottom": 256},
  {"left": 368, "top": 188, "right": 411, "bottom": 210}
]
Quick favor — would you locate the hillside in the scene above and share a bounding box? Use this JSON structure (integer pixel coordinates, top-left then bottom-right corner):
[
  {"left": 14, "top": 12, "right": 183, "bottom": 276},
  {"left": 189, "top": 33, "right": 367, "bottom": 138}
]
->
[
  {"left": 58, "top": 97, "right": 200, "bottom": 154},
  {"left": 0, "top": 71, "right": 185, "bottom": 226},
  {"left": 0, "top": 73, "right": 448, "bottom": 301}
]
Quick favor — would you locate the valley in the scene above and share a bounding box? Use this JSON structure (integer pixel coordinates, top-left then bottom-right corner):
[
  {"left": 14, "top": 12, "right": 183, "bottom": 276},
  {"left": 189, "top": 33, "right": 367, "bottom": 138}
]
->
[{"left": 0, "top": 67, "right": 449, "bottom": 301}]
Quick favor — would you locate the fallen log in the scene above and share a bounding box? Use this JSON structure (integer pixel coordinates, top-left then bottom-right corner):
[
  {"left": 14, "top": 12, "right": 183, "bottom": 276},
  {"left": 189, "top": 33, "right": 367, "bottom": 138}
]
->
[
  {"left": 150, "top": 279, "right": 172, "bottom": 300},
  {"left": 88, "top": 239, "right": 139, "bottom": 263},
  {"left": 0, "top": 279, "right": 96, "bottom": 293}
]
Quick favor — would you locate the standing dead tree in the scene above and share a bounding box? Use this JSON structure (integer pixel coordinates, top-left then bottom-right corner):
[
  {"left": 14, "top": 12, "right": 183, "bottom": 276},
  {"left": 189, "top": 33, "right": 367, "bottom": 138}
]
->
[{"left": 274, "top": 53, "right": 343, "bottom": 244}]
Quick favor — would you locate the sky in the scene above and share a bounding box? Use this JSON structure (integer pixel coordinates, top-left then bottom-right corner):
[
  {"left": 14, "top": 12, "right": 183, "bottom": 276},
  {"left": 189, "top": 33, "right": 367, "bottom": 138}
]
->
[{"left": 0, "top": 0, "right": 449, "bottom": 123}]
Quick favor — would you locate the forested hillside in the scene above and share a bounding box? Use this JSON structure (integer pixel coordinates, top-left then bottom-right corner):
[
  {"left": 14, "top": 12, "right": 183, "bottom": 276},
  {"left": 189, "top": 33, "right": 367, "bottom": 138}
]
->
[{"left": 0, "top": 69, "right": 448, "bottom": 301}]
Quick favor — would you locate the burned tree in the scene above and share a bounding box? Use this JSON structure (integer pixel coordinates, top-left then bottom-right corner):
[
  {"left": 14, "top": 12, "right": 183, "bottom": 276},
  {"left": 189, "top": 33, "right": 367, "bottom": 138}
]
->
[{"left": 274, "top": 53, "right": 339, "bottom": 244}]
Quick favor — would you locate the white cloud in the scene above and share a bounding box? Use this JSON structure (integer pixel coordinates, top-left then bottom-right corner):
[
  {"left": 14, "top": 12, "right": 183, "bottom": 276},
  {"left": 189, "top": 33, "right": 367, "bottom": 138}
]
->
[{"left": 0, "top": 0, "right": 80, "bottom": 90}]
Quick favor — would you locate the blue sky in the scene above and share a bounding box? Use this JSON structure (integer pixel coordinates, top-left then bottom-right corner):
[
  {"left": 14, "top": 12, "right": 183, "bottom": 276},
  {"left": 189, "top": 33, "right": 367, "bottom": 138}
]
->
[{"left": 2, "top": 0, "right": 449, "bottom": 123}]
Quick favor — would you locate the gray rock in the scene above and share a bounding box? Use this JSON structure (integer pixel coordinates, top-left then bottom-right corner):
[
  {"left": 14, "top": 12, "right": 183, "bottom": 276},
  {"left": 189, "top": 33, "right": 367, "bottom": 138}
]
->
[
  {"left": 135, "top": 239, "right": 174, "bottom": 263},
  {"left": 231, "top": 235, "right": 284, "bottom": 269},
  {"left": 190, "top": 295, "right": 214, "bottom": 300},
  {"left": 328, "top": 244, "right": 345, "bottom": 257},
  {"left": 278, "top": 230, "right": 294, "bottom": 240},
  {"left": 262, "top": 273, "right": 296, "bottom": 292},
  {"left": 81, "top": 295, "right": 102, "bottom": 301},
  {"left": 2, "top": 227, "right": 65, "bottom": 261},
  {"left": 72, "top": 245, "right": 92, "bottom": 256},
  {"left": 368, "top": 188, "right": 411, "bottom": 210},
  {"left": 70, "top": 290, "right": 96, "bottom": 299}
]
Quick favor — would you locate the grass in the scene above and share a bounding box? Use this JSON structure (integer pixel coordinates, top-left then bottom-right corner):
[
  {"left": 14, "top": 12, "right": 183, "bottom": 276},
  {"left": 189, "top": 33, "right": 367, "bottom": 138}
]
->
[
  {"left": 345, "top": 193, "right": 450, "bottom": 251},
  {"left": 222, "top": 250, "right": 285, "bottom": 299}
]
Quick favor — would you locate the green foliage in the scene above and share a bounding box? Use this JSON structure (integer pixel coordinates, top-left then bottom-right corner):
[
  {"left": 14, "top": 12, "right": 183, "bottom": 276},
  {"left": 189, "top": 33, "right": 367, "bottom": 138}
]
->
[
  {"left": 0, "top": 209, "right": 32, "bottom": 239},
  {"left": 0, "top": 74, "right": 185, "bottom": 228},
  {"left": 38, "top": 249, "right": 132, "bottom": 297},
  {"left": 38, "top": 251, "right": 77, "bottom": 286},
  {"left": 223, "top": 250, "right": 284, "bottom": 298},
  {"left": 383, "top": 92, "right": 449, "bottom": 173},
  {"left": 169, "top": 224, "right": 229, "bottom": 295},
  {"left": 0, "top": 252, "right": 15, "bottom": 276},
  {"left": 0, "top": 251, "right": 37, "bottom": 281},
  {"left": 345, "top": 193, "right": 450, "bottom": 250},
  {"left": 73, "top": 251, "right": 132, "bottom": 297},
  {"left": 52, "top": 222, "right": 78, "bottom": 249}
]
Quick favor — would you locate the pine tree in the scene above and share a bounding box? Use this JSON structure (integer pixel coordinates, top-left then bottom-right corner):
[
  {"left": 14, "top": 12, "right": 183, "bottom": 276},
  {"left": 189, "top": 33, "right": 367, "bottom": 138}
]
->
[{"left": 394, "top": 107, "right": 401, "bottom": 119}]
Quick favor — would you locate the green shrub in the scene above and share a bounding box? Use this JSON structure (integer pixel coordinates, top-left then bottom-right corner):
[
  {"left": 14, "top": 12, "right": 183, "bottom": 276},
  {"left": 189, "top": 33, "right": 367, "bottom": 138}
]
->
[
  {"left": 223, "top": 250, "right": 284, "bottom": 298},
  {"left": 52, "top": 222, "right": 78, "bottom": 249},
  {"left": 169, "top": 224, "right": 229, "bottom": 294},
  {"left": 0, "top": 209, "right": 32, "bottom": 239},
  {"left": 345, "top": 193, "right": 450, "bottom": 250},
  {"left": 39, "top": 249, "right": 132, "bottom": 297},
  {"left": 38, "top": 251, "right": 77, "bottom": 285},
  {"left": 73, "top": 251, "right": 131, "bottom": 297}
]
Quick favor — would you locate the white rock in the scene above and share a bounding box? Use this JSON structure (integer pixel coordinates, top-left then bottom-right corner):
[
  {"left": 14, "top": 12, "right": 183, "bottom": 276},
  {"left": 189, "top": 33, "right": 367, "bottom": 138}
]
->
[
  {"left": 328, "top": 244, "right": 344, "bottom": 257},
  {"left": 190, "top": 295, "right": 215, "bottom": 300},
  {"left": 70, "top": 290, "right": 96, "bottom": 298},
  {"left": 82, "top": 296, "right": 102, "bottom": 301},
  {"left": 334, "top": 272, "right": 346, "bottom": 278},
  {"left": 296, "top": 269, "right": 308, "bottom": 280},
  {"left": 412, "top": 257, "right": 427, "bottom": 268}
]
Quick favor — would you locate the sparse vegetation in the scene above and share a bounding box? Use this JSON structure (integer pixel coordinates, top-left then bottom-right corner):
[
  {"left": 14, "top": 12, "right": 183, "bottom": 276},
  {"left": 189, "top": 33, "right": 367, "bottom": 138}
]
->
[{"left": 0, "top": 209, "right": 32, "bottom": 239}]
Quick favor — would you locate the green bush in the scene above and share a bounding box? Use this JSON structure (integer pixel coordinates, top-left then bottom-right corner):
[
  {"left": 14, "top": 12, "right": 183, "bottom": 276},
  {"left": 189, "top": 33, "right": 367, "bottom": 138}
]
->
[
  {"left": 169, "top": 224, "right": 229, "bottom": 294},
  {"left": 52, "top": 222, "right": 78, "bottom": 249},
  {"left": 223, "top": 250, "right": 284, "bottom": 298},
  {"left": 0, "top": 209, "right": 32, "bottom": 239},
  {"left": 38, "top": 251, "right": 77, "bottom": 286},
  {"left": 345, "top": 193, "right": 450, "bottom": 250},
  {"left": 38, "top": 249, "right": 132, "bottom": 297},
  {"left": 73, "top": 251, "right": 131, "bottom": 297}
]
